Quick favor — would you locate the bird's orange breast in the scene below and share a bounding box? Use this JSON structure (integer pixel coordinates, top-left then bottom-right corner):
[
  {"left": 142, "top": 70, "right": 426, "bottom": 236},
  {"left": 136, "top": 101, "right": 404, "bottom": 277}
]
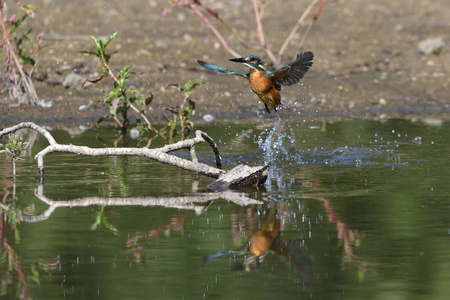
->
[
  {"left": 248, "top": 70, "right": 273, "bottom": 94},
  {"left": 248, "top": 70, "right": 281, "bottom": 110}
]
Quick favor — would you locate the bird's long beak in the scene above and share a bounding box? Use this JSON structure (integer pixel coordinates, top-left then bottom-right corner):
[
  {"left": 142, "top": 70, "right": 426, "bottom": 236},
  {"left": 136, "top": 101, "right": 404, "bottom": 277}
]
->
[{"left": 229, "top": 57, "right": 246, "bottom": 63}]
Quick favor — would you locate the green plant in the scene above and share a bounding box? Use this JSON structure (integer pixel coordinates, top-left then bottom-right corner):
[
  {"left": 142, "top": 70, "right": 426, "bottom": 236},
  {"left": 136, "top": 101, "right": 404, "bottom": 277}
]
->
[
  {"left": 91, "top": 207, "right": 118, "bottom": 235},
  {"left": 80, "top": 32, "right": 156, "bottom": 135},
  {"left": 161, "top": 82, "right": 202, "bottom": 142},
  {"left": 0, "top": 1, "right": 42, "bottom": 105},
  {"left": 0, "top": 134, "right": 27, "bottom": 176}
]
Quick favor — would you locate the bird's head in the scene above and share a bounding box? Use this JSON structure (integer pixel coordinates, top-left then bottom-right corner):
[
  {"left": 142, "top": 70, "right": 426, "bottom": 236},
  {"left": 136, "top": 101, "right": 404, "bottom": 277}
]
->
[{"left": 230, "top": 55, "right": 265, "bottom": 70}]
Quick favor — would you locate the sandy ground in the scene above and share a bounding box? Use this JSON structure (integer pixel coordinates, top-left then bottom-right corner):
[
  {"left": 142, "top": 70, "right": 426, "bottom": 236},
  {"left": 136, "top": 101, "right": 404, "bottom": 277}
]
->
[{"left": 1, "top": 0, "right": 449, "bottom": 125}]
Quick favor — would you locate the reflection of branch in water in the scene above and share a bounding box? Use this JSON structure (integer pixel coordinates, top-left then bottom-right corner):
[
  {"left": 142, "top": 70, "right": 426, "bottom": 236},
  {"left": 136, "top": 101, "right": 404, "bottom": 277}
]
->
[
  {"left": 0, "top": 206, "right": 59, "bottom": 299},
  {"left": 317, "top": 197, "right": 373, "bottom": 274},
  {"left": 125, "top": 212, "right": 190, "bottom": 264},
  {"left": 296, "top": 171, "right": 373, "bottom": 276},
  {"left": 0, "top": 214, "right": 31, "bottom": 299},
  {"left": 18, "top": 184, "right": 265, "bottom": 223}
]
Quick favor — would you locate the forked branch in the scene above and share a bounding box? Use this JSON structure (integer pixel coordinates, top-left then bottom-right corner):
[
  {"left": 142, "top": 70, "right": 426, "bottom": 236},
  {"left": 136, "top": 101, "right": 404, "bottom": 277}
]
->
[
  {"left": 0, "top": 122, "right": 268, "bottom": 190},
  {"left": 165, "top": 0, "right": 327, "bottom": 66}
]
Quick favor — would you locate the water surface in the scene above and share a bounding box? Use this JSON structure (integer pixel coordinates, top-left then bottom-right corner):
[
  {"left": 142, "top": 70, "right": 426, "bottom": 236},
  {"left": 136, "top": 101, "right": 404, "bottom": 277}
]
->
[{"left": 0, "top": 119, "right": 449, "bottom": 299}]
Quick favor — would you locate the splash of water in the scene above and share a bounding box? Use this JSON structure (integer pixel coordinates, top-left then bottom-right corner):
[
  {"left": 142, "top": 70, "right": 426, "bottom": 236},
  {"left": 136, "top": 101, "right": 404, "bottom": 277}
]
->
[
  {"left": 256, "top": 118, "right": 301, "bottom": 166},
  {"left": 256, "top": 118, "right": 304, "bottom": 191}
]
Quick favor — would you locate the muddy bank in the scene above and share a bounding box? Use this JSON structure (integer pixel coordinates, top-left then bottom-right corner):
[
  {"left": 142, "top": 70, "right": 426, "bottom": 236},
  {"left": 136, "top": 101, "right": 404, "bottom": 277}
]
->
[{"left": 1, "top": 0, "right": 449, "bottom": 126}]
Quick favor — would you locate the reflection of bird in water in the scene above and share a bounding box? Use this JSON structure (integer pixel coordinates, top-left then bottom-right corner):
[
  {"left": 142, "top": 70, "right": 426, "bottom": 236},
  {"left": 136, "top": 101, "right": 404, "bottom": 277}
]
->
[
  {"left": 198, "top": 52, "right": 313, "bottom": 113},
  {"left": 202, "top": 213, "right": 314, "bottom": 285}
]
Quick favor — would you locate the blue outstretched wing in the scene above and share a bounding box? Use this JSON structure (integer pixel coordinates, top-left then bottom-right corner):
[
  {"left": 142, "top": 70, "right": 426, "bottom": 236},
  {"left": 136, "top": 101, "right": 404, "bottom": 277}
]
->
[
  {"left": 269, "top": 51, "right": 313, "bottom": 87},
  {"left": 197, "top": 60, "right": 249, "bottom": 78}
]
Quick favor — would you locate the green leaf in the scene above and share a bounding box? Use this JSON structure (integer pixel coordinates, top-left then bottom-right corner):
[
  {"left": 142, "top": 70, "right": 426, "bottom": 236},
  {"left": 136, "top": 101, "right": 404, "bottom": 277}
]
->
[
  {"left": 16, "top": 29, "right": 32, "bottom": 48},
  {"left": 89, "top": 35, "right": 98, "bottom": 43},
  {"left": 105, "top": 89, "right": 119, "bottom": 103},
  {"left": 144, "top": 93, "right": 154, "bottom": 106},
  {"left": 128, "top": 96, "right": 139, "bottom": 104},
  {"left": 166, "top": 107, "right": 180, "bottom": 115},
  {"left": 126, "top": 88, "right": 138, "bottom": 94},
  {"left": 30, "top": 264, "right": 40, "bottom": 286},
  {"left": 79, "top": 50, "right": 100, "bottom": 57},
  {"left": 104, "top": 31, "right": 119, "bottom": 48},
  {"left": 187, "top": 98, "right": 195, "bottom": 110},
  {"left": 90, "top": 36, "right": 103, "bottom": 51},
  {"left": 136, "top": 100, "right": 144, "bottom": 110},
  {"left": 100, "top": 66, "right": 110, "bottom": 76},
  {"left": 22, "top": 4, "right": 37, "bottom": 10},
  {"left": 97, "top": 114, "right": 109, "bottom": 125},
  {"left": 103, "top": 54, "right": 111, "bottom": 64},
  {"left": 11, "top": 14, "right": 29, "bottom": 32},
  {"left": 119, "top": 65, "right": 132, "bottom": 77}
]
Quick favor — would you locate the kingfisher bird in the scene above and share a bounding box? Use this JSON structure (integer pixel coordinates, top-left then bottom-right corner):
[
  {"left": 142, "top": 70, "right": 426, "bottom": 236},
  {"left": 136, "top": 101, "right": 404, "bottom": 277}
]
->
[{"left": 197, "top": 51, "right": 313, "bottom": 113}]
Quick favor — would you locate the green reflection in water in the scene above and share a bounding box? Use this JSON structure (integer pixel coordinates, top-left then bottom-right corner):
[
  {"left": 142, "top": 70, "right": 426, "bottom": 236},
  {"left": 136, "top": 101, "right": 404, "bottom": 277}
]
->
[{"left": 0, "top": 119, "right": 449, "bottom": 299}]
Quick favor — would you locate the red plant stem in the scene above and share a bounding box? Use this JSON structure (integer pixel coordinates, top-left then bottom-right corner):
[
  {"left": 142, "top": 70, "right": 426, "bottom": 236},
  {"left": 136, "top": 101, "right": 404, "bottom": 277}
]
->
[
  {"left": 259, "top": 1, "right": 265, "bottom": 18},
  {"left": 100, "top": 52, "right": 120, "bottom": 86},
  {"left": 193, "top": 0, "right": 219, "bottom": 19},
  {"left": 1, "top": 222, "right": 31, "bottom": 299},
  {"left": 195, "top": 0, "right": 249, "bottom": 49},
  {"left": 314, "top": 0, "right": 327, "bottom": 20},
  {"left": 190, "top": 4, "right": 240, "bottom": 57},
  {"left": 170, "top": 0, "right": 248, "bottom": 49},
  {"left": 277, "top": 0, "right": 321, "bottom": 63},
  {"left": 0, "top": 5, "right": 39, "bottom": 105},
  {"left": 252, "top": 0, "right": 277, "bottom": 64},
  {"left": 298, "top": 20, "right": 315, "bottom": 52},
  {"left": 297, "top": 0, "right": 327, "bottom": 52}
]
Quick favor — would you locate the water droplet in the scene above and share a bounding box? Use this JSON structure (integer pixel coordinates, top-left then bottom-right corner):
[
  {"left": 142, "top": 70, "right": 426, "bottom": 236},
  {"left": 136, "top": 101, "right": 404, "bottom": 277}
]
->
[{"left": 412, "top": 136, "right": 422, "bottom": 144}]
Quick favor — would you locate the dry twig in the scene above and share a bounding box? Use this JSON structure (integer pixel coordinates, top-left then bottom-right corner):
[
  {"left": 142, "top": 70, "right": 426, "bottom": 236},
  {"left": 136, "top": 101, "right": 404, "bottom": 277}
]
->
[{"left": 165, "top": 0, "right": 327, "bottom": 66}]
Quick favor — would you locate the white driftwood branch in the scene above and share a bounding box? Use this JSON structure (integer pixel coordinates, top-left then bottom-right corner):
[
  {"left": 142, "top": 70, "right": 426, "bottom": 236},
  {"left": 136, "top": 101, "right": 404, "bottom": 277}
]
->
[
  {"left": 1, "top": 122, "right": 268, "bottom": 189},
  {"left": 35, "top": 142, "right": 223, "bottom": 177},
  {"left": 0, "top": 122, "right": 224, "bottom": 178},
  {"left": 0, "top": 122, "right": 57, "bottom": 145}
]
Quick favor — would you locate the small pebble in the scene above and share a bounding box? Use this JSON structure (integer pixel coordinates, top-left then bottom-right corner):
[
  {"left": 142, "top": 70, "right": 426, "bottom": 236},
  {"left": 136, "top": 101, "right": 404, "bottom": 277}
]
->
[
  {"left": 39, "top": 99, "right": 53, "bottom": 108},
  {"left": 202, "top": 114, "right": 216, "bottom": 122},
  {"left": 63, "top": 72, "right": 86, "bottom": 89},
  {"left": 155, "top": 39, "right": 168, "bottom": 49},
  {"left": 418, "top": 37, "right": 445, "bottom": 55},
  {"left": 130, "top": 128, "right": 140, "bottom": 139},
  {"left": 177, "top": 13, "right": 186, "bottom": 22}
]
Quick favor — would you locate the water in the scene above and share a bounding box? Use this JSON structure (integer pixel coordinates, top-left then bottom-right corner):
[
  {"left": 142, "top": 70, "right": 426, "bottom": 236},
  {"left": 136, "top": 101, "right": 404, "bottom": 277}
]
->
[{"left": 0, "top": 119, "right": 449, "bottom": 299}]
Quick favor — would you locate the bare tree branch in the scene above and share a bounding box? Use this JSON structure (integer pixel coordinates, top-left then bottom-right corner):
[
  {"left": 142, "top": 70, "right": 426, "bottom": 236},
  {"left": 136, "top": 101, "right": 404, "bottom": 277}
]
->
[
  {"left": 277, "top": 0, "right": 320, "bottom": 63},
  {"left": 1, "top": 122, "right": 268, "bottom": 190},
  {"left": 252, "top": 0, "right": 278, "bottom": 64}
]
